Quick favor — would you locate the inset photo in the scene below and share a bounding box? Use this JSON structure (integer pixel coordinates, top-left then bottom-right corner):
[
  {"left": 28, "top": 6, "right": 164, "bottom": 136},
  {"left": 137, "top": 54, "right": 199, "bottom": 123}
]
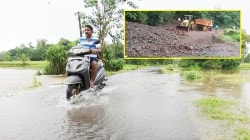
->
[{"left": 124, "top": 10, "right": 241, "bottom": 59}]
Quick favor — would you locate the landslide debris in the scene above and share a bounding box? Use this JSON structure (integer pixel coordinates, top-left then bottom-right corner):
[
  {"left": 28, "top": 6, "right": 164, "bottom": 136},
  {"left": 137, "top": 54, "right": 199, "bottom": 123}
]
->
[{"left": 125, "top": 21, "right": 240, "bottom": 58}]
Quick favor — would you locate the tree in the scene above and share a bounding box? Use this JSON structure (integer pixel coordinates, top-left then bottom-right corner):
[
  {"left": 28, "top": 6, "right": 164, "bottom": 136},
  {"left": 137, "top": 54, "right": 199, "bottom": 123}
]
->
[
  {"left": 81, "top": 0, "right": 137, "bottom": 49},
  {"left": 18, "top": 53, "right": 30, "bottom": 66},
  {"left": 3, "top": 52, "right": 12, "bottom": 61},
  {"left": 30, "top": 39, "right": 50, "bottom": 61},
  {"left": 126, "top": 11, "right": 175, "bottom": 26},
  {"left": 127, "top": 11, "right": 240, "bottom": 29},
  {"left": 125, "top": 11, "right": 148, "bottom": 24},
  {"left": 147, "top": 12, "right": 164, "bottom": 26}
]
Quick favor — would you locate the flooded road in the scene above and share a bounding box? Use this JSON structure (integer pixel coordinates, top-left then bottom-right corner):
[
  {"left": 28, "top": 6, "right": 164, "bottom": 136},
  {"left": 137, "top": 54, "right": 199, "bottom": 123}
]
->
[
  {"left": 0, "top": 68, "right": 64, "bottom": 97},
  {"left": 0, "top": 68, "right": 250, "bottom": 139}
]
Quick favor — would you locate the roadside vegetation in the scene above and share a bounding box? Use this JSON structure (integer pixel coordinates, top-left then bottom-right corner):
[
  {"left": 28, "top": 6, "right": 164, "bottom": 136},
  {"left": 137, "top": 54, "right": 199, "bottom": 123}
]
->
[
  {"left": 29, "top": 77, "right": 42, "bottom": 89},
  {"left": 194, "top": 97, "right": 249, "bottom": 122},
  {"left": 126, "top": 11, "right": 240, "bottom": 28},
  {"left": 236, "top": 128, "right": 250, "bottom": 139},
  {"left": 105, "top": 64, "right": 146, "bottom": 76},
  {"left": 0, "top": 60, "right": 48, "bottom": 69},
  {"left": 221, "top": 28, "right": 240, "bottom": 43},
  {"left": 239, "top": 62, "right": 250, "bottom": 69},
  {"left": 194, "top": 97, "right": 250, "bottom": 139}
]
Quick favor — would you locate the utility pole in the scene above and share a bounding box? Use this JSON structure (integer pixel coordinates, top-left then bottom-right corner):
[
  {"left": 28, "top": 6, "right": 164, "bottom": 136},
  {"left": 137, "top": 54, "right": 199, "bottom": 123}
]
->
[{"left": 77, "top": 12, "right": 82, "bottom": 37}]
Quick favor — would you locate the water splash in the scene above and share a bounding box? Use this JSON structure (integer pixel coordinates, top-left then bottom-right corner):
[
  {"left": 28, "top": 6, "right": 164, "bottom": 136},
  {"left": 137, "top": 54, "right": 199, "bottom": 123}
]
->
[{"left": 64, "top": 86, "right": 118, "bottom": 109}]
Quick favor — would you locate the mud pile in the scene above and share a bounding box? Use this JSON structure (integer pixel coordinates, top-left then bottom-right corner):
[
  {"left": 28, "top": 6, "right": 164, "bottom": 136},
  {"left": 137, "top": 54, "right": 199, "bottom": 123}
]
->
[{"left": 125, "top": 21, "right": 240, "bottom": 58}]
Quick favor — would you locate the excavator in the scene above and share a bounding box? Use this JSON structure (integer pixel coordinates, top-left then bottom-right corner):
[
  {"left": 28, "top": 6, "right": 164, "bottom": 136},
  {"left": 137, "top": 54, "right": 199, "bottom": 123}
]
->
[{"left": 176, "top": 15, "right": 195, "bottom": 31}]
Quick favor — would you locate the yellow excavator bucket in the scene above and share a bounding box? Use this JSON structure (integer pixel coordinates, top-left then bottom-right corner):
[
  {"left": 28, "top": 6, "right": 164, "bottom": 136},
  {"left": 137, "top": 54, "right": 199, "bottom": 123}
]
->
[{"left": 176, "top": 25, "right": 189, "bottom": 31}]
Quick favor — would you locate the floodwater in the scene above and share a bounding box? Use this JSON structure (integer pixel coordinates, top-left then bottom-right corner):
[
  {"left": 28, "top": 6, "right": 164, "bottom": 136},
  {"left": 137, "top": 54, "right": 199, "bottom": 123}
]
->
[{"left": 0, "top": 68, "right": 250, "bottom": 139}]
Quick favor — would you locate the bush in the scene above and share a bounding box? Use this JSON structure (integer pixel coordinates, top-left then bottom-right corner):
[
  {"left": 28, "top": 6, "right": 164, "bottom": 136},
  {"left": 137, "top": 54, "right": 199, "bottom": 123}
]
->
[
  {"left": 126, "top": 12, "right": 138, "bottom": 22},
  {"left": 45, "top": 45, "right": 69, "bottom": 74},
  {"left": 103, "top": 42, "right": 125, "bottom": 71},
  {"left": 179, "top": 59, "right": 241, "bottom": 70},
  {"left": 178, "top": 60, "right": 197, "bottom": 68},
  {"left": 183, "top": 70, "right": 202, "bottom": 80},
  {"left": 201, "top": 60, "right": 222, "bottom": 69},
  {"left": 222, "top": 29, "right": 240, "bottom": 42},
  {"left": 105, "top": 58, "right": 125, "bottom": 71},
  {"left": 221, "top": 59, "right": 241, "bottom": 70},
  {"left": 232, "top": 33, "right": 240, "bottom": 42},
  {"left": 44, "top": 63, "right": 53, "bottom": 75}
]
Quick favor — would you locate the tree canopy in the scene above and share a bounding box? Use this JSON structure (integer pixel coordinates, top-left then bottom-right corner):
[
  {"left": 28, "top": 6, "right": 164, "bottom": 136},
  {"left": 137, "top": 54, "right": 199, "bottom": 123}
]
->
[
  {"left": 126, "top": 11, "right": 241, "bottom": 28},
  {"left": 81, "top": 0, "right": 137, "bottom": 48},
  {"left": 0, "top": 39, "right": 51, "bottom": 61}
]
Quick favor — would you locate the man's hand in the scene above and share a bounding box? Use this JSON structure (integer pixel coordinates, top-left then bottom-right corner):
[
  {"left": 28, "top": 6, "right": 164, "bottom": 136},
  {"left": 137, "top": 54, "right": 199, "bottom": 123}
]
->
[
  {"left": 90, "top": 48, "right": 102, "bottom": 54},
  {"left": 90, "top": 49, "right": 96, "bottom": 54}
]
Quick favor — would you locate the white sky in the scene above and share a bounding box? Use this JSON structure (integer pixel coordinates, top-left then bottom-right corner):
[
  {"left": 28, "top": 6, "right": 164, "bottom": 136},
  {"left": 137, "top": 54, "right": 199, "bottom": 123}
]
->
[
  {"left": 0, "top": 0, "right": 83, "bottom": 52},
  {"left": 0, "top": 0, "right": 249, "bottom": 52}
]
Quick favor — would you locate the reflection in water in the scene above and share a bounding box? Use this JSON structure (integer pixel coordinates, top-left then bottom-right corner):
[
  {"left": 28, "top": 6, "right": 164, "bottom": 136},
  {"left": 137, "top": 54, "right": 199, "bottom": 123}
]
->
[
  {"left": 63, "top": 106, "right": 107, "bottom": 140},
  {"left": 67, "top": 106, "right": 103, "bottom": 125},
  {"left": 178, "top": 69, "right": 250, "bottom": 114}
]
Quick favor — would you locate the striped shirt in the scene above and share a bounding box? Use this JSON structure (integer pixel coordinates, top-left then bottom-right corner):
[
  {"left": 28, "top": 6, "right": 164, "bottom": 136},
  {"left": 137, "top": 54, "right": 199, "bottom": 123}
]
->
[{"left": 78, "top": 36, "right": 100, "bottom": 57}]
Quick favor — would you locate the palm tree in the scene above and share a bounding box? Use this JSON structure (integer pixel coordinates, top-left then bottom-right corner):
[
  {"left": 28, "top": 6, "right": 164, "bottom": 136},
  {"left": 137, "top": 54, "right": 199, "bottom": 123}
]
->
[{"left": 18, "top": 53, "right": 30, "bottom": 66}]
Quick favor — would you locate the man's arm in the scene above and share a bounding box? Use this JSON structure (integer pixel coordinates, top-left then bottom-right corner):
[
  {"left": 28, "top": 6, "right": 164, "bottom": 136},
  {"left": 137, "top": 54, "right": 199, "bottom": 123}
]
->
[
  {"left": 91, "top": 47, "right": 102, "bottom": 54},
  {"left": 91, "top": 43, "right": 102, "bottom": 54}
]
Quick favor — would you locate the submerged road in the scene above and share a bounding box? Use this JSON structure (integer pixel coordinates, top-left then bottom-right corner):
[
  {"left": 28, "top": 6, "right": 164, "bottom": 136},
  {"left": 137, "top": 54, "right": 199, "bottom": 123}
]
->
[{"left": 1, "top": 68, "right": 250, "bottom": 139}]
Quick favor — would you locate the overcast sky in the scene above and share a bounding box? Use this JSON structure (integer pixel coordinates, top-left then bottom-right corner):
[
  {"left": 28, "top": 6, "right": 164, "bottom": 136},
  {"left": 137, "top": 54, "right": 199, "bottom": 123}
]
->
[
  {"left": 0, "top": 0, "right": 249, "bottom": 52},
  {"left": 0, "top": 0, "right": 83, "bottom": 52}
]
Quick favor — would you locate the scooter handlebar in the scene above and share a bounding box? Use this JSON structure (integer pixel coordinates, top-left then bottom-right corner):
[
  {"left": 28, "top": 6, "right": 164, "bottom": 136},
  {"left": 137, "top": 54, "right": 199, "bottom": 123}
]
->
[{"left": 68, "top": 47, "right": 91, "bottom": 56}]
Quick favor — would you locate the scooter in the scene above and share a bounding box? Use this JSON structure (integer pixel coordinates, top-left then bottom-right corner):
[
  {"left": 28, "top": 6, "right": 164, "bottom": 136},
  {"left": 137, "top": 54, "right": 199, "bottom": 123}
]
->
[{"left": 65, "top": 40, "right": 106, "bottom": 99}]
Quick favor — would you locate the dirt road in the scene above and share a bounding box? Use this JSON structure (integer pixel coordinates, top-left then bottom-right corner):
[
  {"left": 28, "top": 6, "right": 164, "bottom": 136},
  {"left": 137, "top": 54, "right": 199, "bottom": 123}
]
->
[{"left": 125, "top": 21, "right": 240, "bottom": 58}]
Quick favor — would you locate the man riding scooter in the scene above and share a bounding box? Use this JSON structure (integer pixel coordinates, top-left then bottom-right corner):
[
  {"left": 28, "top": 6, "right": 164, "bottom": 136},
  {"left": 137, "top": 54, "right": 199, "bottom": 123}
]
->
[{"left": 78, "top": 25, "right": 102, "bottom": 90}]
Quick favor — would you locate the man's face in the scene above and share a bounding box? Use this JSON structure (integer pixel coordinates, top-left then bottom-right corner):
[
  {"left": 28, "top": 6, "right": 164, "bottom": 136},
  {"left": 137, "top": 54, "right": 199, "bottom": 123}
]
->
[{"left": 84, "top": 27, "right": 92, "bottom": 38}]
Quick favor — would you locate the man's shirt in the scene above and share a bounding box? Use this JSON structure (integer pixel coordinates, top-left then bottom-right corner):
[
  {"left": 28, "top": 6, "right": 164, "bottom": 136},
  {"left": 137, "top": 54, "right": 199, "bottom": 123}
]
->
[{"left": 78, "top": 36, "right": 100, "bottom": 57}]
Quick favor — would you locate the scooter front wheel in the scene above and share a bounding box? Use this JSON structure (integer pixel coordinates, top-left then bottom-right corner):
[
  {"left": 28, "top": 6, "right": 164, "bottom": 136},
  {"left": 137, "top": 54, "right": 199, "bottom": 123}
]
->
[{"left": 66, "top": 84, "right": 80, "bottom": 99}]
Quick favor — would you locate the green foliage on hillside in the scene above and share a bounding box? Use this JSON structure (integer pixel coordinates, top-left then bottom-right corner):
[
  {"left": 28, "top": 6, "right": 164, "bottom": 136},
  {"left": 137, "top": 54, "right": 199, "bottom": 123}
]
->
[{"left": 126, "top": 11, "right": 240, "bottom": 28}]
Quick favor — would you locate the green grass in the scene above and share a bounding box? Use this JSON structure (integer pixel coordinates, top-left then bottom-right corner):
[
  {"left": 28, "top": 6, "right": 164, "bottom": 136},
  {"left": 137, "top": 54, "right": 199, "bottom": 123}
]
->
[
  {"left": 0, "top": 61, "right": 145, "bottom": 76},
  {"left": 29, "top": 77, "right": 42, "bottom": 89},
  {"left": 203, "top": 71, "right": 244, "bottom": 85},
  {"left": 0, "top": 61, "right": 48, "bottom": 69},
  {"left": 239, "top": 63, "right": 250, "bottom": 69},
  {"left": 160, "top": 64, "right": 179, "bottom": 74},
  {"left": 105, "top": 64, "right": 145, "bottom": 76},
  {"left": 179, "top": 69, "right": 250, "bottom": 85},
  {"left": 235, "top": 128, "right": 250, "bottom": 140},
  {"left": 221, "top": 35, "right": 240, "bottom": 43},
  {"left": 194, "top": 97, "right": 249, "bottom": 123},
  {"left": 182, "top": 70, "right": 203, "bottom": 80},
  {"left": 220, "top": 29, "right": 240, "bottom": 43}
]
